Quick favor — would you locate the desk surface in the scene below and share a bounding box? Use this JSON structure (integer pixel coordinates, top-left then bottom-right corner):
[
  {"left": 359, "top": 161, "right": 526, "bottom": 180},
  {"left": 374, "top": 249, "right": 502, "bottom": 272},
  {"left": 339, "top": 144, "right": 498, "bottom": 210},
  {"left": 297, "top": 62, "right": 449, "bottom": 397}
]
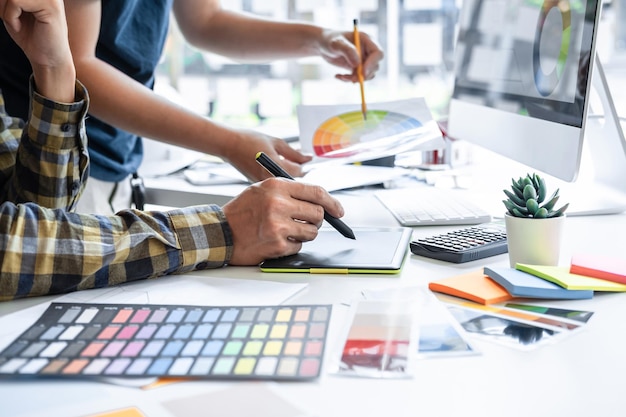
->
[{"left": 1, "top": 191, "right": 626, "bottom": 417}]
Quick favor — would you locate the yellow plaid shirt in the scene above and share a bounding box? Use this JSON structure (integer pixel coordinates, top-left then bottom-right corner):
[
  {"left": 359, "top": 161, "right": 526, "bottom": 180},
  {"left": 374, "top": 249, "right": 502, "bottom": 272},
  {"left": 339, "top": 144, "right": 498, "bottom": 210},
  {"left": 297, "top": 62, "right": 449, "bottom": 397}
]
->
[{"left": 0, "top": 83, "right": 233, "bottom": 300}]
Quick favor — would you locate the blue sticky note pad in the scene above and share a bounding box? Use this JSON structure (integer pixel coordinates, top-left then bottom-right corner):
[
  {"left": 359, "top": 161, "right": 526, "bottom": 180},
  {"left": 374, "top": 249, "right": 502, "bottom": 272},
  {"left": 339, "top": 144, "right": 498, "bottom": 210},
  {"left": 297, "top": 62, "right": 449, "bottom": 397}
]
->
[{"left": 484, "top": 267, "right": 593, "bottom": 300}]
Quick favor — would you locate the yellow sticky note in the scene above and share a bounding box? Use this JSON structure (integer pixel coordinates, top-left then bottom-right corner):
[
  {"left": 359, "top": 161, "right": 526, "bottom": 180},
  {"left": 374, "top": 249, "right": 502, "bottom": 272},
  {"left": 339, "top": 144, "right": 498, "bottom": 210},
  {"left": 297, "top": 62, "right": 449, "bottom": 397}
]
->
[
  {"left": 516, "top": 264, "right": 626, "bottom": 291},
  {"left": 86, "top": 407, "right": 146, "bottom": 417}
]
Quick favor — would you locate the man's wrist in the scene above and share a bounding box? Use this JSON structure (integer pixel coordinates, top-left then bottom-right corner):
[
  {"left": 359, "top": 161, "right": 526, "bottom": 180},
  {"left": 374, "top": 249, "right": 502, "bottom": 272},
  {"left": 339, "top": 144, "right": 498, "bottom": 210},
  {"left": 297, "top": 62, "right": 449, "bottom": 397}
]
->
[{"left": 32, "top": 61, "right": 77, "bottom": 103}]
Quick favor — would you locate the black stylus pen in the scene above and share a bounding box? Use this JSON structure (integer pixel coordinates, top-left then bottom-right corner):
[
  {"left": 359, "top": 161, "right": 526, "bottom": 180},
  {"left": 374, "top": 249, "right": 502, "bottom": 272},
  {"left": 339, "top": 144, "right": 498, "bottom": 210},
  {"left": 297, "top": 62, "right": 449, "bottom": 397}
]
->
[{"left": 255, "top": 152, "right": 356, "bottom": 240}]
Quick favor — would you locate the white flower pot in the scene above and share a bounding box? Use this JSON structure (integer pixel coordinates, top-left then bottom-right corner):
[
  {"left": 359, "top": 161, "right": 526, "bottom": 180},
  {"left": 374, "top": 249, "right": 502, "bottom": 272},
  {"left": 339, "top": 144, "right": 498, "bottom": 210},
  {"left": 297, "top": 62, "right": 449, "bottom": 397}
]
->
[{"left": 504, "top": 213, "right": 566, "bottom": 268}]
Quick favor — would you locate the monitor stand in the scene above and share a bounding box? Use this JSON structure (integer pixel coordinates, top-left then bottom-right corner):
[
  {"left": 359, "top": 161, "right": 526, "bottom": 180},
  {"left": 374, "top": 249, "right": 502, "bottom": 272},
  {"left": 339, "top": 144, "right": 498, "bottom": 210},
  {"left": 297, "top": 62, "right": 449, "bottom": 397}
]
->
[{"left": 557, "top": 56, "right": 626, "bottom": 216}]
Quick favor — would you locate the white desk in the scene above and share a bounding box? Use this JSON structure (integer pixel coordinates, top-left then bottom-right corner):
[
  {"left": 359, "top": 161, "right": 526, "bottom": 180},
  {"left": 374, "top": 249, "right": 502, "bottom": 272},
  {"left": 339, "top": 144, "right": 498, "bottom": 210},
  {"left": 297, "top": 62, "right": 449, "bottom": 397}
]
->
[{"left": 0, "top": 191, "right": 625, "bottom": 417}]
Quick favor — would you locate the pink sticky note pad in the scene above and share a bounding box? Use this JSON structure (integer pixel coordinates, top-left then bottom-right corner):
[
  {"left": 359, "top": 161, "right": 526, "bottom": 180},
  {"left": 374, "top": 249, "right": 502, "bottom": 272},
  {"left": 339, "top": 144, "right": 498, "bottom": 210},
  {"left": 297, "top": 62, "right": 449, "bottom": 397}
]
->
[{"left": 570, "top": 253, "right": 626, "bottom": 285}]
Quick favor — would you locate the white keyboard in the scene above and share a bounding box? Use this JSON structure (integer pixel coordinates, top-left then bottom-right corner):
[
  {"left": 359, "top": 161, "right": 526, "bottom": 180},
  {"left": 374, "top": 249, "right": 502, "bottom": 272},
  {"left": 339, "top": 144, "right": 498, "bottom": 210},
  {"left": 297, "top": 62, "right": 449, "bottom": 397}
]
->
[{"left": 375, "top": 187, "right": 492, "bottom": 226}]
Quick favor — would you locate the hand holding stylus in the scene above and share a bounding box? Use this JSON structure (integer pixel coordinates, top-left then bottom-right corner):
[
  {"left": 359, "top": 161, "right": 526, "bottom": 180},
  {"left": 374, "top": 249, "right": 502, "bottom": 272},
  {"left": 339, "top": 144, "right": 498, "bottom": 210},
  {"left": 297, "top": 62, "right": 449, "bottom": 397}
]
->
[
  {"left": 255, "top": 152, "right": 356, "bottom": 240},
  {"left": 222, "top": 171, "right": 349, "bottom": 265}
]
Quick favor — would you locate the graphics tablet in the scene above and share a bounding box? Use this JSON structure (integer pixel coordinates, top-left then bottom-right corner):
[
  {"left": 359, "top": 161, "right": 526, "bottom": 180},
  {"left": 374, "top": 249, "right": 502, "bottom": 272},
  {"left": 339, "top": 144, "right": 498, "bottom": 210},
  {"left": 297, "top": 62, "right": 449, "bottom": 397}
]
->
[{"left": 260, "top": 227, "right": 412, "bottom": 274}]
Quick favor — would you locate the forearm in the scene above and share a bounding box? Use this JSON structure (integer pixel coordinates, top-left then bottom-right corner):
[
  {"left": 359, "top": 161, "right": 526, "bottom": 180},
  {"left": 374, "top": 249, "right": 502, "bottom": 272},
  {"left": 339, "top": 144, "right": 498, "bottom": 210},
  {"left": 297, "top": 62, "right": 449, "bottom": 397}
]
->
[
  {"left": 74, "top": 57, "right": 245, "bottom": 158},
  {"left": 174, "top": 6, "right": 325, "bottom": 61},
  {"left": 0, "top": 203, "right": 232, "bottom": 300},
  {"left": 173, "top": 4, "right": 380, "bottom": 83}
]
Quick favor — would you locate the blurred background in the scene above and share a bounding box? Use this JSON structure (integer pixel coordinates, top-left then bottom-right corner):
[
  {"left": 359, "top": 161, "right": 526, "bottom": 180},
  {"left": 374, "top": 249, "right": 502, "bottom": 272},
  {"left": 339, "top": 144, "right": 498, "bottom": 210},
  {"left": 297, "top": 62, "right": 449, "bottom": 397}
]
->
[{"left": 154, "top": 0, "right": 626, "bottom": 136}]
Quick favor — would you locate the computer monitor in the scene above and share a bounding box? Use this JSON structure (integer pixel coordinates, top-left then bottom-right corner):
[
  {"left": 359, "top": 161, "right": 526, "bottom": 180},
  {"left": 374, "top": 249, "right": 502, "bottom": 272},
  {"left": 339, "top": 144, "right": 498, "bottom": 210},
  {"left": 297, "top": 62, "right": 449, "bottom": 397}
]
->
[{"left": 448, "top": 0, "right": 626, "bottom": 215}]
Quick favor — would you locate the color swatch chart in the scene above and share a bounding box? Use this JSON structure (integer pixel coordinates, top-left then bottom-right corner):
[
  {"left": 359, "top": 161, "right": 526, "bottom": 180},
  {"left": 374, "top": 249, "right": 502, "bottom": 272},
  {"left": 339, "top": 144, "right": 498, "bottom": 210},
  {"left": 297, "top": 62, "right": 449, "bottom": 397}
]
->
[{"left": 0, "top": 302, "right": 332, "bottom": 380}]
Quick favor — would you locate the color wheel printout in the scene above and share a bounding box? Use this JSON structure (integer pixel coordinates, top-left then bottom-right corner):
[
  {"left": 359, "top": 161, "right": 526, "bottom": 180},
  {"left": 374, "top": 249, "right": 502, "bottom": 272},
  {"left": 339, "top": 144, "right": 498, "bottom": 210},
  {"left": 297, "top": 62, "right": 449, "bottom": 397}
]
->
[{"left": 297, "top": 98, "right": 445, "bottom": 167}]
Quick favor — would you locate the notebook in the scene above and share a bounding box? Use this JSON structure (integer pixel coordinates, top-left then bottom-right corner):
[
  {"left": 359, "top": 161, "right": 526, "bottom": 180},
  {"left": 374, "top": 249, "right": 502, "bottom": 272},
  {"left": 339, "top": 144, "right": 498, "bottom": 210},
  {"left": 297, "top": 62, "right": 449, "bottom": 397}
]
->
[
  {"left": 570, "top": 253, "right": 626, "bottom": 285},
  {"left": 260, "top": 227, "right": 412, "bottom": 274},
  {"left": 427, "top": 269, "right": 514, "bottom": 305},
  {"left": 516, "top": 264, "right": 626, "bottom": 292},
  {"left": 484, "top": 267, "right": 593, "bottom": 300}
]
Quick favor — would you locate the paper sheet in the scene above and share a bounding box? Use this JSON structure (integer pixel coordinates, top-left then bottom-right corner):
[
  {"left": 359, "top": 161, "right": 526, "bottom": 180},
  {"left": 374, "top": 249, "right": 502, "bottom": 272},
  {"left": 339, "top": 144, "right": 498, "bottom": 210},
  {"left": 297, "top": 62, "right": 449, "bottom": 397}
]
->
[
  {"left": 184, "top": 160, "right": 409, "bottom": 192},
  {"left": 331, "top": 297, "right": 418, "bottom": 379},
  {"left": 361, "top": 286, "right": 479, "bottom": 358},
  {"left": 161, "top": 384, "right": 306, "bottom": 417},
  {"left": 0, "top": 276, "right": 308, "bottom": 353},
  {"left": 300, "top": 164, "right": 409, "bottom": 192},
  {"left": 436, "top": 294, "right": 585, "bottom": 350},
  {"left": 297, "top": 97, "right": 445, "bottom": 168}
]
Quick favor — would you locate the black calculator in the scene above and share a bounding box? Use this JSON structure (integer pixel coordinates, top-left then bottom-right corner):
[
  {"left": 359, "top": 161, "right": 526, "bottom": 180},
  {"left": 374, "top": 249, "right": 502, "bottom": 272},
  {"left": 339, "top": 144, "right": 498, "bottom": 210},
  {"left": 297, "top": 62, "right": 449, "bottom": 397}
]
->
[{"left": 410, "top": 223, "right": 508, "bottom": 263}]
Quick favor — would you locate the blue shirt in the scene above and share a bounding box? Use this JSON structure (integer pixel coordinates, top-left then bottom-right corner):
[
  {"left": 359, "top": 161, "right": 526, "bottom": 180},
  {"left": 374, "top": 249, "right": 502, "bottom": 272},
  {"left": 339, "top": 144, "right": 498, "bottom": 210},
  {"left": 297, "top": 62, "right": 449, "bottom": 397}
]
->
[
  {"left": 0, "top": 0, "right": 174, "bottom": 182},
  {"left": 89, "top": 0, "right": 174, "bottom": 181}
]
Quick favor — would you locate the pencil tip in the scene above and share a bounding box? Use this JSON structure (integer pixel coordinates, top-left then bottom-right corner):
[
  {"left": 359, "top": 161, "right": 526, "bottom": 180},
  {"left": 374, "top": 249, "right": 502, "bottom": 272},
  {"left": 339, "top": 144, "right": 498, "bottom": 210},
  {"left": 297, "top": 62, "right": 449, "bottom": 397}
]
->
[{"left": 353, "top": 18, "right": 358, "bottom": 26}]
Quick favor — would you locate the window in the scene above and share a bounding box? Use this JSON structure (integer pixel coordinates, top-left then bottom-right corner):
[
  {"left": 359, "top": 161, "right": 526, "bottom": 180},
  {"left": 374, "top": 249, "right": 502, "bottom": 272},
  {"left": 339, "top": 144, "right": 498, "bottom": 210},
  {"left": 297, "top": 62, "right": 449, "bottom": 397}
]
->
[{"left": 155, "top": 0, "right": 625, "bottom": 128}]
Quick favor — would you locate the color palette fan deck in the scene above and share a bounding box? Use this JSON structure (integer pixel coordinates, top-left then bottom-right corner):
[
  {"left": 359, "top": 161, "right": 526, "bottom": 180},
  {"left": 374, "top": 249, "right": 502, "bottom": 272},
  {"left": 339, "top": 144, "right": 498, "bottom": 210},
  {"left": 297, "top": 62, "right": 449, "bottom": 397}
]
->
[
  {"left": 313, "top": 110, "right": 423, "bottom": 158},
  {"left": 0, "top": 303, "right": 331, "bottom": 380}
]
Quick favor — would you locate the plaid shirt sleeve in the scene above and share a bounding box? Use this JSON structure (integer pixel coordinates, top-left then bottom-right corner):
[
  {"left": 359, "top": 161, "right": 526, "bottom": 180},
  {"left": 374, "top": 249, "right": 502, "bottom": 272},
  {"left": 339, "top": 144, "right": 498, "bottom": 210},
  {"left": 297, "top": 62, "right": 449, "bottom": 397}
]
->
[
  {"left": 0, "top": 203, "right": 234, "bottom": 300},
  {"left": 0, "top": 79, "right": 89, "bottom": 211},
  {"left": 0, "top": 81, "right": 235, "bottom": 301}
]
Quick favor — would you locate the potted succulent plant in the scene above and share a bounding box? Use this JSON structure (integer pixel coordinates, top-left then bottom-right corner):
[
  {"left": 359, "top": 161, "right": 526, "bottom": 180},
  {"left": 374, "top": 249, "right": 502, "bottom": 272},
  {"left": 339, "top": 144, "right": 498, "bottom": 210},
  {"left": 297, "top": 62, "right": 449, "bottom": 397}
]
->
[{"left": 503, "top": 173, "right": 569, "bottom": 268}]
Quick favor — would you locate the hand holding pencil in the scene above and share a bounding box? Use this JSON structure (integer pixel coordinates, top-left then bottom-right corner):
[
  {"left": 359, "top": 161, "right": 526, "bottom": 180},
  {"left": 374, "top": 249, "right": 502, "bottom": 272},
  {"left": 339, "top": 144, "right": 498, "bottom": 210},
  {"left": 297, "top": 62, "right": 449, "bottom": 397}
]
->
[{"left": 317, "top": 22, "right": 384, "bottom": 88}]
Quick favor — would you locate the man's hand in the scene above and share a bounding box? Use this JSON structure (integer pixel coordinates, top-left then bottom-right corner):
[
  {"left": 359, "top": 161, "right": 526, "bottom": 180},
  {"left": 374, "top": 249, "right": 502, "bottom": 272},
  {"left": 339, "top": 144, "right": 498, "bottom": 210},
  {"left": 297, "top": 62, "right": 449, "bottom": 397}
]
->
[
  {"left": 0, "top": 0, "right": 75, "bottom": 101},
  {"left": 222, "top": 177, "right": 345, "bottom": 265}
]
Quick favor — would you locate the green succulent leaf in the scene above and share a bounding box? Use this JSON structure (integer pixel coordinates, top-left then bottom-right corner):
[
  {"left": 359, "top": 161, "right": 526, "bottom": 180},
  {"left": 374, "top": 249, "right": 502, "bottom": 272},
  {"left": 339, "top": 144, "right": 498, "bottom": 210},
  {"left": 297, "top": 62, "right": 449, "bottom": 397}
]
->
[
  {"left": 503, "top": 197, "right": 529, "bottom": 215},
  {"left": 504, "top": 189, "right": 526, "bottom": 207},
  {"left": 512, "top": 207, "right": 530, "bottom": 217},
  {"left": 534, "top": 207, "right": 549, "bottom": 218},
  {"left": 547, "top": 203, "right": 569, "bottom": 218},
  {"left": 504, "top": 172, "right": 568, "bottom": 218},
  {"left": 512, "top": 178, "right": 525, "bottom": 199},
  {"left": 523, "top": 183, "right": 537, "bottom": 201},
  {"left": 512, "top": 202, "right": 529, "bottom": 215},
  {"left": 540, "top": 193, "right": 560, "bottom": 212},
  {"left": 537, "top": 176, "right": 547, "bottom": 203},
  {"left": 503, "top": 200, "right": 517, "bottom": 216},
  {"left": 526, "top": 198, "right": 539, "bottom": 215},
  {"left": 530, "top": 173, "right": 540, "bottom": 189}
]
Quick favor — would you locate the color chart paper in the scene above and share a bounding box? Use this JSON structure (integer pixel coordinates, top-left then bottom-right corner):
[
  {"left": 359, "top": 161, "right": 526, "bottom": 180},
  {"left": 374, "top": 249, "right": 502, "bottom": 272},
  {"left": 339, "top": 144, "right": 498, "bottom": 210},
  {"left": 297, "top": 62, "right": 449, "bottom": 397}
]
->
[
  {"left": 311, "top": 110, "right": 424, "bottom": 158},
  {"left": 297, "top": 98, "right": 445, "bottom": 167},
  {"left": 334, "top": 299, "right": 417, "bottom": 379},
  {"left": 0, "top": 303, "right": 331, "bottom": 380}
]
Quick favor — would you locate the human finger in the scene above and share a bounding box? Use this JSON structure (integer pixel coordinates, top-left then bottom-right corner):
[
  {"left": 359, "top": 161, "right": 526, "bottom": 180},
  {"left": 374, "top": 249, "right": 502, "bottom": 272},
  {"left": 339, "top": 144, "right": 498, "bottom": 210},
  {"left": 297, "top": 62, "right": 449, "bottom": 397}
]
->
[
  {"left": 273, "top": 138, "right": 313, "bottom": 164},
  {"left": 224, "top": 180, "right": 320, "bottom": 264},
  {"left": 331, "top": 32, "right": 382, "bottom": 82},
  {"left": 1, "top": 0, "right": 24, "bottom": 33},
  {"left": 270, "top": 140, "right": 312, "bottom": 178},
  {"left": 360, "top": 36, "right": 384, "bottom": 80},
  {"left": 286, "top": 181, "right": 345, "bottom": 220},
  {"left": 320, "top": 30, "right": 360, "bottom": 70}
]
